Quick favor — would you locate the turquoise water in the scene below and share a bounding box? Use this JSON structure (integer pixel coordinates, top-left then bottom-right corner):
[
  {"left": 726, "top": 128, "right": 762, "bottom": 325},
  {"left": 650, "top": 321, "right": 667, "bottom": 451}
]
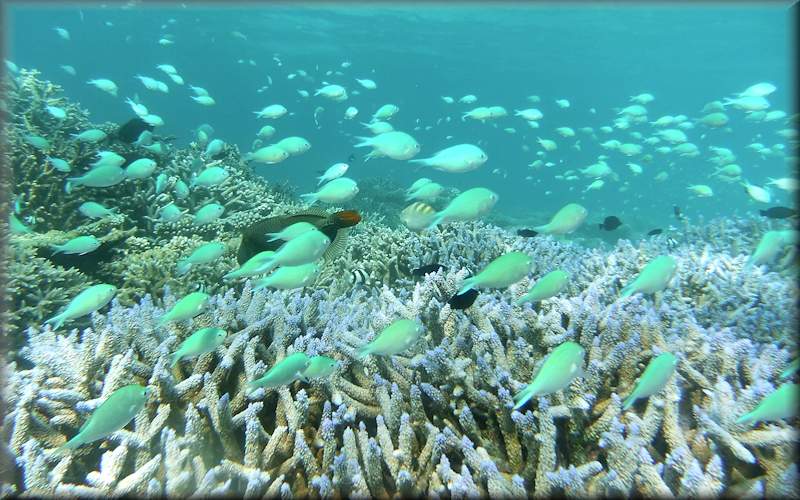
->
[{"left": 6, "top": 4, "right": 794, "bottom": 226}]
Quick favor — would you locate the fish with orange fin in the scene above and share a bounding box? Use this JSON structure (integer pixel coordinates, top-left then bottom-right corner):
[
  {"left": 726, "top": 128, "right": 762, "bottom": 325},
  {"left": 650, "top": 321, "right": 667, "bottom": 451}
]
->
[{"left": 237, "top": 208, "right": 361, "bottom": 265}]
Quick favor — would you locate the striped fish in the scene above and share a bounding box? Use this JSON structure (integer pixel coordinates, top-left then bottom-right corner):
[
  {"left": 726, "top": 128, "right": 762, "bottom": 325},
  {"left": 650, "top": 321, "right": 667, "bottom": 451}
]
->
[{"left": 400, "top": 202, "right": 437, "bottom": 232}]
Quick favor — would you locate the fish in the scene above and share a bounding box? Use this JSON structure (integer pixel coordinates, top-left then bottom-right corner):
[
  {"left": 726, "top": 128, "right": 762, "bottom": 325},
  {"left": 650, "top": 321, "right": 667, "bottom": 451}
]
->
[
  {"left": 248, "top": 352, "right": 310, "bottom": 390},
  {"left": 736, "top": 383, "right": 798, "bottom": 425},
  {"left": 356, "top": 319, "right": 423, "bottom": 359},
  {"left": 350, "top": 268, "right": 373, "bottom": 287},
  {"left": 299, "top": 356, "right": 340, "bottom": 381},
  {"left": 116, "top": 117, "right": 154, "bottom": 144},
  {"left": 515, "top": 269, "right": 569, "bottom": 304},
  {"left": 647, "top": 229, "right": 663, "bottom": 236},
  {"left": 598, "top": 216, "right": 622, "bottom": 231},
  {"left": 59, "top": 385, "right": 150, "bottom": 450},
  {"left": 44, "top": 284, "right": 117, "bottom": 330},
  {"left": 673, "top": 205, "right": 684, "bottom": 221},
  {"left": 448, "top": 289, "right": 479, "bottom": 310},
  {"left": 400, "top": 202, "right": 437, "bottom": 232},
  {"left": 517, "top": 229, "right": 539, "bottom": 238},
  {"left": 622, "top": 352, "right": 678, "bottom": 410},
  {"left": 300, "top": 177, "right": 359, "bottom": 205},
  {"left": 412, "top": 264, "right": 446, "bottom": 277},
  {"left": 253, "top": 263, "right": 320, "bottom": 290},
  {"left": 759, "top": 206, "right": 797, "bottom": 219},
  {"left": 513, "top": 341, "right": 585, "bottom": 409},
  {"left": 170, "top": 327, "right": 227, "bottom": 367},
  {"left": 620, "top": 255, "right": 677, "bottom": 298},
  {"left": 457, "top": 252, "right": 532, "bottom": 295},
  {"left": 157, "top": 292, "right": 210, "bottom": 327},
  {"left": 237, "top": 208, "right": 360, "bottom": 266},
  {"left": 533, "top": 203, "right": 588, "bottom": 235}
]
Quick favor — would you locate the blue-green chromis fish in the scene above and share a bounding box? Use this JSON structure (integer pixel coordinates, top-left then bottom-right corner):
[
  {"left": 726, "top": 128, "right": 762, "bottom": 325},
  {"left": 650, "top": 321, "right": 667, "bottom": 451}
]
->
[
  {"left": 51, "top": 235, "right": 101, "bottom": 255},
  {"left": 71, "top": 129, "right": 107, "bottom": 143},
  {"left": 174, "top": 179, "right": 190, "bottom": 199},
  {"left": 257, "top": 229, "right": 330, "bottom": 274},
  {"left": 46, "top": 156, "right": 72, "bottom": 173},
  {"left": 457, "top": 251, "right": 532, "bottom": 295},
  {"left": 155, "top": 173, "right": 168, "bottom": 194},
  {"left": 736, "top": 383, "right": 798, "bottom": 425},
  {"left": 300, "top": 356, "right": 340, "bottom": 381},
  {"left": 158, "top": 291, "right": 210, "bottom": 327},
  {"left": 158, "top": 203, "right": 187, "bottom": 223},
  {"left": 622, "top": 352, "right": 678, "bottom": 410},
  {"left": 9, "top": 213, "right": 32, "bottom": 234},
  {"left": 176, "top": 241, "right": 226, "bottom": 275},
  {"left": 357, "top": 318, "right": 424, "bottom": 359},
  {"left": 426, "top": 187, "right": 498, "bottom": 229},
  {"left": 515, "top": 269, "right": 570, "bottom": 304},
  {"left": 223, "top": 251, "right": 276, "bottom": 280},
  {"left": 780, "top": 358, "right": 799, "bottom": 380},
  {"left": 620, "top": 255, "right": 677, "bottom": 298},
  {"left": 192, "top": 203, "right": 225, "bottom": 225},
  {"left": 45, "top": 283, "right": 117, "bottom": 330},
  {"left": 248, "top": 352, "right": 310, "bottom": 390},
  {"left": 67, "top": 165, "right": 126, "bottom": 188},
  {"left": 532, "top": 203, "right": 588, "bottom": 235},
  {"left": 170, "top": 327, "right": 227, "bottom": 367},
  {"left": 513, "top": 341, "right": 585, "bottom": 409},
  {"left": 78, "top": 201, "right": 117, "bottom": 219},
  {"left": 124, "top": 158, "right": 157, "bottom": 179},
  {"left": 24, "top": 134, "right": 50, "bottom": 150},
  {"left": 253, "top": 263, "right": 320, "bottom": 290},
  {"left": 61, "top": 384, "right": 150, "bottom": 450},
  {"left": 191, "top": 166, "right": 230, "bottom": 187}
]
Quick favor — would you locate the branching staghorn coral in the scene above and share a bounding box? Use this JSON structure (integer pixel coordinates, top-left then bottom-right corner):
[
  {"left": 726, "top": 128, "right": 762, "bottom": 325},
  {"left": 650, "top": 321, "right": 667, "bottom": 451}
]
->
[{"left": 3, "top": 208, "right": 797, "bottom": 496}]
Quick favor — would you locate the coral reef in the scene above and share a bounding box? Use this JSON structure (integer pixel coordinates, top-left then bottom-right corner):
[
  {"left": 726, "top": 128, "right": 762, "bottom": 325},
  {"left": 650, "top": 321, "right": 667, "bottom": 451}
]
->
[
  {"left": 3, "top": 69, "right": 798, "bottom": 498},
  {"left": 3, "top": 213, "right": 798, "bottom": 496}
]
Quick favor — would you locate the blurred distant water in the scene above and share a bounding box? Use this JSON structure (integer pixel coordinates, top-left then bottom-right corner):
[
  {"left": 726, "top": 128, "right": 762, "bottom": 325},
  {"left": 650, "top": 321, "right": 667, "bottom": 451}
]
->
[{"left": 5, "top": 3, "right": 795, "bottom": 230}]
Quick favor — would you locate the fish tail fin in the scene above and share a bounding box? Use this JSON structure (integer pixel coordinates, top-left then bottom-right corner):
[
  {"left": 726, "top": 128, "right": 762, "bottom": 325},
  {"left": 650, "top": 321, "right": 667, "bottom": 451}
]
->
[
  {"left": 514, "top": 294, "right": 530, "bottom": 306},
  {"left": 456, "top": 278, "right": 477, "bottom": 296},
  {"left": 44, "top": 313, "right": 66, "bottom": 330},
  {"left": 735, "top": 411, "right": 754, "bottom": 425},
  {"left": 169, "top": 352, "right": 181, "bottom": 368},
  {"left": 356, "top": 346, "right": 370, "bottom": 360},
  {"left": 353, "top": 136, "right": 372, "bottom": 148},
  {"left": 531, "top": 224, "right": 549, "bottom": 234},
  {"left": 176, "top": 261, "right": 191, "bottom": 276},
  {"left": 49, "top": 245, "right": 63, "bottom": 255},
  {"left": 619, "top": 283, "right": 636, "bottom": 298},
  {"left": 299, "top": 193, "right": 318, "bottom": 205},
  {"left": 512, "top": 386, "right": 535, "bottom": 410},
  {"left": 621, "top": 392, "right": 637, "bottom": 410},
  {"left": 316, "top": 175, "right": 326, "bottom": 186},
  {"left": 407, "top": 158, "right": 429, "bottom": 166},
  {"left": 759, "top": 210, "right": 766, "bottom": 216},
  {"left": 265, "top": 233, "right": 281, "bottom": 242}
]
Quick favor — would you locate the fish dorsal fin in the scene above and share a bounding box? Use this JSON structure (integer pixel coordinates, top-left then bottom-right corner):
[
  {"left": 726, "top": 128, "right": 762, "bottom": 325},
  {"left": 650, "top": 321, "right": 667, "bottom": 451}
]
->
[{"left": 294, "top": 206, "right": 330, "bottom": 219}]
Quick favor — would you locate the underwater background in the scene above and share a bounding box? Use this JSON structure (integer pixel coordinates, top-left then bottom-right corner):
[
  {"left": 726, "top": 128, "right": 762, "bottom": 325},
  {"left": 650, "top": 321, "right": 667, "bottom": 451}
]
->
[{"left": 1, "top": 2, "right": 798, "bottom": 497}]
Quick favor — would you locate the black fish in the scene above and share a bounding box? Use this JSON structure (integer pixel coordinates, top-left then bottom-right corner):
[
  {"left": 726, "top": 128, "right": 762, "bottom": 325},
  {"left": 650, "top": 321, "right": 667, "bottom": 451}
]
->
[
  {"left": 517, "top": 229, "right": 538, "bottom": 237},
  {"left": 647, "top": 228, "right": 663, "bottom": 236},
  {"left": 348, "top": 153, "right": 357, "bottom": 163},
  {"left": 412, "top": 264, "right": 445, "bottom": 277},
  {"left": 598, "top": 216, "right": 622, "bottom": 231},
  {"left": 448, "top": 289, "right": 479, "bottom": 310},
  {"left": 759, "top": 206, "right": 797, "bottom": 219},
  {"left": 673, "top": 205, "right": 684, "bottom": 221},
  {"left": 116, "top": 117, "right": 154, "bottom": 143}
]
